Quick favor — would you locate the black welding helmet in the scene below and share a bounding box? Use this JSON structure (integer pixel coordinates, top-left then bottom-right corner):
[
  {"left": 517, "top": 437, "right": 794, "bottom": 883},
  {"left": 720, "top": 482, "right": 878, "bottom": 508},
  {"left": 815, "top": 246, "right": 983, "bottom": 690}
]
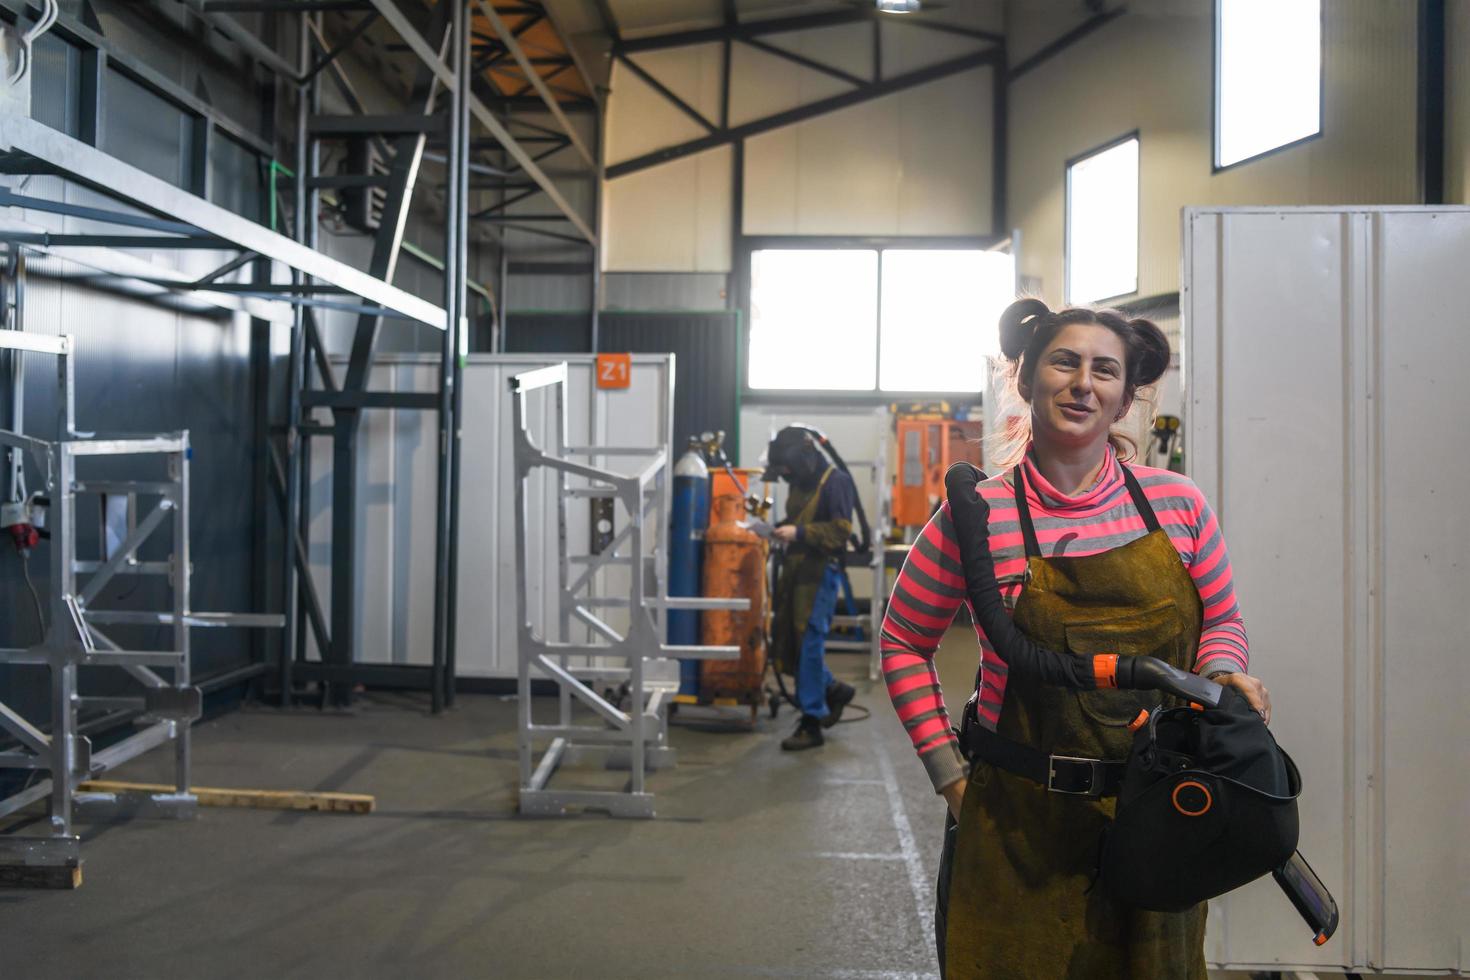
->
[
  {"left": 759, "top": 425, "right": 826, "bottom": 485},
  {"left": 1098, "top": 685, "right": 1302, "bottom": 912}
]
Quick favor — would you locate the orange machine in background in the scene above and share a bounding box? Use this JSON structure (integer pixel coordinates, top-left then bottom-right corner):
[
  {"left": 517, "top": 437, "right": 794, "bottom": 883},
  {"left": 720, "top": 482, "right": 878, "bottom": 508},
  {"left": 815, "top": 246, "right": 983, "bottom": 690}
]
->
[
  {"left": 893, "top": 416, "right": 983, "bottom": 528},
  {"left": 699, "top": 469, "right": 767, "bottom": 708}
]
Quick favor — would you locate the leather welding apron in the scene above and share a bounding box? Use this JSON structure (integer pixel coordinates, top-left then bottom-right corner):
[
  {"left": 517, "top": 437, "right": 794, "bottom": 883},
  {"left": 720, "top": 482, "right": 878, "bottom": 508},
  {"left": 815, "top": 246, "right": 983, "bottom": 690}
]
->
[
  {"left": 939, "top": 463, "right": 1207, "bottom": 980},
  {"left": 771, "top": 468, "right": 835, "bottom": 674}
]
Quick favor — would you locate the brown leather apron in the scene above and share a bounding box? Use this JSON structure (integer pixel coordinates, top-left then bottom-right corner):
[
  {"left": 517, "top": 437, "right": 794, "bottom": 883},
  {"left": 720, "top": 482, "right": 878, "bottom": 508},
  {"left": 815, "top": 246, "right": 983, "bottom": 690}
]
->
[{"left": 939, "top": 463, "right": 1207, "bottom": 979}]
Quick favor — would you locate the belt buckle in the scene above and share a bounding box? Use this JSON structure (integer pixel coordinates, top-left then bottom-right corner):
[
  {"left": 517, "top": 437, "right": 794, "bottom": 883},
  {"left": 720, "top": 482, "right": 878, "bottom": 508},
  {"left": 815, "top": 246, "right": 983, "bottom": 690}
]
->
[{"left": 1047, "top": 754, "right": 1102, "bottom": 796}]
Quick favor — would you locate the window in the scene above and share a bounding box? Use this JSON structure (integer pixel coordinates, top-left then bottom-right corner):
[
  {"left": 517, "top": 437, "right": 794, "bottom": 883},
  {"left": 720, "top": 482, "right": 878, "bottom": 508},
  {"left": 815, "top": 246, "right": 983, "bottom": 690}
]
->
[
  {"left": 746, "top": 247, "right": 1015, "bottom": 394},
  {"left": 1066, "top": 135, "right": 1139, "bottom": 305},
  {"left": 748, "top": 250, "right": 879, "bottom": 391},
  {"left": 1215, "top": 0, "right": 1322, "bottom": 170}
]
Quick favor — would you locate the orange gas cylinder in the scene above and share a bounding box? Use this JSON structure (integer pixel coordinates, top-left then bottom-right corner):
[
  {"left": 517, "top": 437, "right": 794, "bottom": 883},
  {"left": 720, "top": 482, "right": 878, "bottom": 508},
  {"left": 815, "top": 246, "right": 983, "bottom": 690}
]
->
[{"left": 699, "top": 472, "right": 767, "bottom": 701}]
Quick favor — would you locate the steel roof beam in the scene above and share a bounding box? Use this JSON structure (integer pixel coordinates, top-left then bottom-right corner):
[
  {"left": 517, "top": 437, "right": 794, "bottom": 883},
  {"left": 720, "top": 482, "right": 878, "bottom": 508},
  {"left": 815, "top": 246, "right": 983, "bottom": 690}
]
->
[
  {"left": 607, "top": 47, "right": 999, "bottom": 179},
  {"left": 474, "top": 0, "right": 595, "bottom": 168},
  {"left": 616, "top": 8, "right": 1001, "bottom": 54},
  {"left": 366, "top": 0, "right": 595, "bottom": 244}
]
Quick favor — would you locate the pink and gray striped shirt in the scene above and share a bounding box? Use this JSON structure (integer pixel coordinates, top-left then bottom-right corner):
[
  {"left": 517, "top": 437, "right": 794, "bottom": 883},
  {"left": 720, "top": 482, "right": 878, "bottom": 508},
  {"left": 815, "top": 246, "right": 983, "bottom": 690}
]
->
[{"left": 880, "top": 446, "right": 1250, "bottom": 794}]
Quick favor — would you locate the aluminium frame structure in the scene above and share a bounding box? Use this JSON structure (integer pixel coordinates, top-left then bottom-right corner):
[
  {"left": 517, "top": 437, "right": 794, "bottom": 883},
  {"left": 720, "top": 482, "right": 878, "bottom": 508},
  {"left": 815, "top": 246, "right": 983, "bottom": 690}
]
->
[
  {"left": 0, "top": 323, "right": 281, "bottom": 882},
  {"left": 508, "top": 362, "right": 746, "bottom": 818}
]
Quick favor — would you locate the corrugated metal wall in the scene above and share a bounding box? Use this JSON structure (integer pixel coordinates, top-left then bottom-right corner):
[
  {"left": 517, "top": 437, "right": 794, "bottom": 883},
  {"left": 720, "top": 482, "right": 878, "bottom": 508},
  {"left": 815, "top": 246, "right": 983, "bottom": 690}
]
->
[{"left": 505, "top": 311, "right": 741, "bottom": 446}]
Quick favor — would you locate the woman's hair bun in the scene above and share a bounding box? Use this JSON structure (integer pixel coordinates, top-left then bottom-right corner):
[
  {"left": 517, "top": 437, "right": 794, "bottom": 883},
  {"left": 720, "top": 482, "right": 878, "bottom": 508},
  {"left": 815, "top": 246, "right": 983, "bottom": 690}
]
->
[
  {"left": 998, "top": 298, "right": 1051, "bottom": 361},
  {"left": 1127, "top": 317, "right": 1171, "bottom": 387}
]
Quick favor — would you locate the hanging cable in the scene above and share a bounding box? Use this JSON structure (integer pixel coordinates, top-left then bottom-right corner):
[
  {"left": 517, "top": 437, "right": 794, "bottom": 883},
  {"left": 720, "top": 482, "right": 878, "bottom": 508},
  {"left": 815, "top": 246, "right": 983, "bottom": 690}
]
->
[
  {"left": 16, "top": 548, "right": 44, "bottom": 643},
  {"left": 5, "top": 0, "right": 59, "bottom": 86}
]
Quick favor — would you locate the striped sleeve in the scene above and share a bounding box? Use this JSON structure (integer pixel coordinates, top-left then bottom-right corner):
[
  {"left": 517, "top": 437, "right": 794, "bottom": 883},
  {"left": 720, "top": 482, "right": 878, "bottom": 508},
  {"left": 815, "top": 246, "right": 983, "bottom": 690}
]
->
[
  {"left": 880, "top": 507, "right": 968, "bottom": 793},
  {"left": 1177, "top": 486, "right": 1250, "bottom": 677}
]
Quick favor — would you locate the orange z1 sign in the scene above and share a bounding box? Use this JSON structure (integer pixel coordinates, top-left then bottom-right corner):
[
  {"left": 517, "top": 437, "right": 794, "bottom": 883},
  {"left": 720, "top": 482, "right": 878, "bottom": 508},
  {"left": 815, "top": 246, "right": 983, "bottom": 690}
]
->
[{"left": 596, "top": 353, "right": 631, "bottom": 389}]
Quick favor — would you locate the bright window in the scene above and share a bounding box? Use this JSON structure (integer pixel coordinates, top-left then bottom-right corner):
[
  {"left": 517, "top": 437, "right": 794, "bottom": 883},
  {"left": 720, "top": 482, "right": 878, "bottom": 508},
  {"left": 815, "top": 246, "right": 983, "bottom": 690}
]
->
[
  {"left": 1067, "top": 135, "right": 1139, "bottom": 305},
  {"left": 748, "top": 250, "right": 878, "bottom": 390},
  {"left": 747, "top": 248, "right": 1015, "bottom": 394},
  {"left": 1215, "top": 0, "right": 1322, "bottom": 169},
  {"left": 879, "top": 250, "right": 1013, "bottom": 391}
]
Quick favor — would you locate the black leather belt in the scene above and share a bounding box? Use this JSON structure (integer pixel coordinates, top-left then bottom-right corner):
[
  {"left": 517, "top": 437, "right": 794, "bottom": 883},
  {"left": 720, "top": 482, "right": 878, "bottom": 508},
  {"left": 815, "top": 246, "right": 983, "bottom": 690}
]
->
[{"left": 963, "top": 723, "right": 1126, "bottom": 798}]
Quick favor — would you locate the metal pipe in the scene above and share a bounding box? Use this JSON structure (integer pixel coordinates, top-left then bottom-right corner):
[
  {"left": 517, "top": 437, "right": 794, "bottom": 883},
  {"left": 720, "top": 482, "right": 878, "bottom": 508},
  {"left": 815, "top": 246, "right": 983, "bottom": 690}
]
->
[
  {"left": 279, "top": 9, "right": 311, "bottom": 706},
  {"left": 429, "top": 0, "right": 465, "bottom": 715},
  {"left": 444, "top": 1, "right": 471, "bottom": 708}
]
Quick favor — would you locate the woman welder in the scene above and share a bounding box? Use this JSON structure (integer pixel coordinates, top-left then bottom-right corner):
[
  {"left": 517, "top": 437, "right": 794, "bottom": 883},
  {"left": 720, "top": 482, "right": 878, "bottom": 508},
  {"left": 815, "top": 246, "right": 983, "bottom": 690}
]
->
[{"left": 880, "top": 299, "right": 1272, "bottom": 978}]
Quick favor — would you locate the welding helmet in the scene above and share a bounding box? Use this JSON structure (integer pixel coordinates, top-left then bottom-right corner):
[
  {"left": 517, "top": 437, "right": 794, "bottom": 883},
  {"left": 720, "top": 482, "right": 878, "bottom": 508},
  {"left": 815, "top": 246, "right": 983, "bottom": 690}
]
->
[
  {"left": 759, "top": 425, "right": 825, "bottom": 485},
  {"left": 1098, "top": 685, "right": 1302, "bottom": 912}
]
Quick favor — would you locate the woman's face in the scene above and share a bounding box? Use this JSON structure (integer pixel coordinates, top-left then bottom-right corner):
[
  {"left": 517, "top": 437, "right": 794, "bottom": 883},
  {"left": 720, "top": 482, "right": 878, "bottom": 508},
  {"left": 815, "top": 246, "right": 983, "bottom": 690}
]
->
[{"left": 1020, "top": 323, "right": 1131, "bottom": 450}]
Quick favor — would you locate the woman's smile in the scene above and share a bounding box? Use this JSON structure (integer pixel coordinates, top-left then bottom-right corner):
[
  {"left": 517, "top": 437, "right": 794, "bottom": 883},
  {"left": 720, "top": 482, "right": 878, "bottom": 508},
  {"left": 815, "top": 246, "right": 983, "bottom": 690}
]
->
[{"left": 1057, "top": 401, "right": 1095, "bottom": 421}]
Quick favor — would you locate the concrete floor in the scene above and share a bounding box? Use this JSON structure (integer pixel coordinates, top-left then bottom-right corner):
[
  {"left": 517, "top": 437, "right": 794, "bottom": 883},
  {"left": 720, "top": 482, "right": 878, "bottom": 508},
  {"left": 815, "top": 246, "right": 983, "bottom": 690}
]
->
[{"left": 0, "top": 632, "right": 1361, "bottom": 980}]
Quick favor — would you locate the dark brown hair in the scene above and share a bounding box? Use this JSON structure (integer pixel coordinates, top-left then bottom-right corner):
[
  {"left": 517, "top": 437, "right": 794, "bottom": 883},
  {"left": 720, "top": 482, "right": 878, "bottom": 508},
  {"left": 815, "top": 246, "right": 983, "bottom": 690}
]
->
[
  {"left": 1000, "top": 297, "right": 1170, "bottom": 394},
  {"left": 987, "top": 298, "right": 1171, "bottom": 465}
]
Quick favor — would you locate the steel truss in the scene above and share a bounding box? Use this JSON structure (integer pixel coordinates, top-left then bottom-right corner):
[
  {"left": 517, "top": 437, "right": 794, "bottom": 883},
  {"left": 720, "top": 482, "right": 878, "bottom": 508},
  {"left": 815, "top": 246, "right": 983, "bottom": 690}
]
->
[
  {"left": 282, "top": 1, "right": 602, "bottom": 708},
  {"left": 605, "top": 11, "right": 1005, "bottom": 181},
  {"left": 508, "top": 363, "right": 746, "bottom": 818},
  {"left": 0, "top": 326, "right": 281, "bottom": 881}
]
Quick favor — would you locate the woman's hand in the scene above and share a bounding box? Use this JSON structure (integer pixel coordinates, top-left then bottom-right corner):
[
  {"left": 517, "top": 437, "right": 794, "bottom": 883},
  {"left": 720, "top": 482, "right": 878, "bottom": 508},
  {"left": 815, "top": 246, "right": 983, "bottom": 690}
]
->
[
  {"left": 941, "top": 777, "right": 968, "bottom": 820},
  {"left": 1209, "top": 672, "right": 1271, "bottom": 725}
]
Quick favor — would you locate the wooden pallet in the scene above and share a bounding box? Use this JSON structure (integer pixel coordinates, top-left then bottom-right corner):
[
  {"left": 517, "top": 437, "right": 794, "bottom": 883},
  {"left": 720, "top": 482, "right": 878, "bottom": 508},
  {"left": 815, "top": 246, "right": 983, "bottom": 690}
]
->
[
  {"left": 77, "top": 781, "right": 375, "bottom": 814},
  {"left": 0, "top": 864, "right": 81, "bottom": 889}
]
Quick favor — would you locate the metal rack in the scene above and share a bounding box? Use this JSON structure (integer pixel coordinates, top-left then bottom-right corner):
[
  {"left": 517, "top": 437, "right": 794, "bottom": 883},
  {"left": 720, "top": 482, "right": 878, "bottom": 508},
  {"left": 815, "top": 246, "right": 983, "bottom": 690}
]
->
[
  {"left": 0, "top": 327, "right": 280, "bottom": 882},
  {"left": 823, "top": 408, "right": 893, "bottom": 681},
  {"left": 508, "top": 363, "right": 746, "bottom": 818}
]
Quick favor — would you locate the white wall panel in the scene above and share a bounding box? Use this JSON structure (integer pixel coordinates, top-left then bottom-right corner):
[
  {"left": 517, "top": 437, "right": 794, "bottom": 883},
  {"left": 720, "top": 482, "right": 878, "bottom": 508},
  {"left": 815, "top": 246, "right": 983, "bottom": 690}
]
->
[
  {"left": 1373, "top": 212, "right": 1470, "bottom": 971},
  {"left": 744, "top": 66, "right": 993, "bottom": 236},
  {"left": 309, "top": 354, "right": 674, "bottom": 678},
  {"left": 602, "top": 146, "right": 733, "bottom": 272},
  {"left": 605, "top": 55, "right": 710, "bottom": 166},
  {"left": 1449, "top": 0, "right": 1470, "bottom": 205},
  {"left": 1009, "top": 2, "right": 1419, "bottom": 307},
  {"left": 1184, "top": 206, "right": 1470, "bottom": 974},
  {"left": 629, "top": 42, "right": 727, "bottom": 124},
  {"left": 880, "top": 19, "right": 991, "bottom": 77},
  {"left": 602, "top": 20, "right": 999, "bottom": 270},
  {"left": 760, "top": 22, "right": 875, "bottom": 82},
  {"left": 728, "top": 40, "right": 851, "bottom": 127}
]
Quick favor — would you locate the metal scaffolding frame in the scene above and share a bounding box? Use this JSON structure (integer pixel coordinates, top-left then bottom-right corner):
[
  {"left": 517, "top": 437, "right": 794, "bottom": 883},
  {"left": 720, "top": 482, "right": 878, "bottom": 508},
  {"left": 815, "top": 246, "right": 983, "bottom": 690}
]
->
[
  {"left": 0, "top": 324, "right": 282, "bottom": 881},
  {"left": 279, "top": 1, "right": 602, "bottom": 709},
  {"left": 508, "top": 363, "right": 745, "bottom": 818},
  {"left": 0, "top": 0, "right": 604, "bottom": 713}
]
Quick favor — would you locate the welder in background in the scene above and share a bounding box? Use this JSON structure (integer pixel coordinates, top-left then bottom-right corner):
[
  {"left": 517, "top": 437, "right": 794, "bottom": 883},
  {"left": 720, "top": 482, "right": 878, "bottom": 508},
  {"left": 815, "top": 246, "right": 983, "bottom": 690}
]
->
[{"left": 762, "top": 426, "right": 859, "bottom": 751}]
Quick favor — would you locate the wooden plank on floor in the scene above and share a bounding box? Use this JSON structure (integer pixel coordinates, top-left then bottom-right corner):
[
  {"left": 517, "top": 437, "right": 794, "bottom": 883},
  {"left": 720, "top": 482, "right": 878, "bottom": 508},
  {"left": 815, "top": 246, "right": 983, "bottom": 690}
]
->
[
  {"left": 76, "top": 781, "right": 375, "bottom": 814},
  {"left": 0, "top": 864, "right": 82, "bottom": 889}
]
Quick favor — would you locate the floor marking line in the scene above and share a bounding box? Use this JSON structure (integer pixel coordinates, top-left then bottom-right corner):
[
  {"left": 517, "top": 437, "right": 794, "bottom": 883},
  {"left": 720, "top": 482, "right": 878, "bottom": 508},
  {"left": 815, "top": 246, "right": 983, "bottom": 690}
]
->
[
  {"left": 873, "top": 726, "right": 935, "bottom": 957},
  {"left": 811, "top": 851, "right": 905, "bottom": 861}
]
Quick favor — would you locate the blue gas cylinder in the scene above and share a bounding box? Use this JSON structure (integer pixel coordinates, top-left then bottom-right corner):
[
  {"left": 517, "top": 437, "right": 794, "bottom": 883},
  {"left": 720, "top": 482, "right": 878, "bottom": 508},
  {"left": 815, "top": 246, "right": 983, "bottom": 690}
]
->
[{"left": 669, "top": 440, "right": 711, "bottom": 695}]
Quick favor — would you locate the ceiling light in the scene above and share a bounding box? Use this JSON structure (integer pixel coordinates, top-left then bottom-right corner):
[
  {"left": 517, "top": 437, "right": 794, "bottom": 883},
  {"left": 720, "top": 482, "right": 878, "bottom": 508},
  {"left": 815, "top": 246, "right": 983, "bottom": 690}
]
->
[{"left": 876, "top": 0, "right": 921, "bottom": 12}]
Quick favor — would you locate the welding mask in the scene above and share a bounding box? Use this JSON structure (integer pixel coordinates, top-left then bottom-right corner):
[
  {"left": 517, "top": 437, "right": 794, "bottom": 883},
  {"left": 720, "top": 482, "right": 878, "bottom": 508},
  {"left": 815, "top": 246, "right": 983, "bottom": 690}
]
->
[
  {"left": 759, "top": 426, "right": 825, "bottom": 487},
  {"left": 1098, "top": 685, "right": 1302, "bottom": 912}
]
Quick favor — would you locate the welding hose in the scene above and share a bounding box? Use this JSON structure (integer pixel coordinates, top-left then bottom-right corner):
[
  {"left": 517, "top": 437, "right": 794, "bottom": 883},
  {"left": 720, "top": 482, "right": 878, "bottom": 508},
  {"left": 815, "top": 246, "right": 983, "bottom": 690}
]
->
[
  {"left": 943, "top": 462, "right": 1221, "bottom": 707},
  {"left": 787, "top": 425, "right": 872, "bottom": 555}
]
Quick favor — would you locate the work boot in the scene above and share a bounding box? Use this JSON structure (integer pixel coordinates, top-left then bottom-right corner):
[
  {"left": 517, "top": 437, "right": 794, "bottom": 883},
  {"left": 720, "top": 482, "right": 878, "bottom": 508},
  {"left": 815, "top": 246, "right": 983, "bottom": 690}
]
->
[
  {"left": 822, "top": 680, "right": 856, "bottom": 728},
  {"left": 781, "top": 714, "right": 825, "bottom": 751}
]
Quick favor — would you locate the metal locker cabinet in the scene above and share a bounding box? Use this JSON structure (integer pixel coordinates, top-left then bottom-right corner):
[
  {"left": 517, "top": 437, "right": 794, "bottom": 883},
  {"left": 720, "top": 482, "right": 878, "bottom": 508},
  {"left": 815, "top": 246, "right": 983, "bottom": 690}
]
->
[{"left": 1183, "top": 206, "right": 1470, "bottom": 975}]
